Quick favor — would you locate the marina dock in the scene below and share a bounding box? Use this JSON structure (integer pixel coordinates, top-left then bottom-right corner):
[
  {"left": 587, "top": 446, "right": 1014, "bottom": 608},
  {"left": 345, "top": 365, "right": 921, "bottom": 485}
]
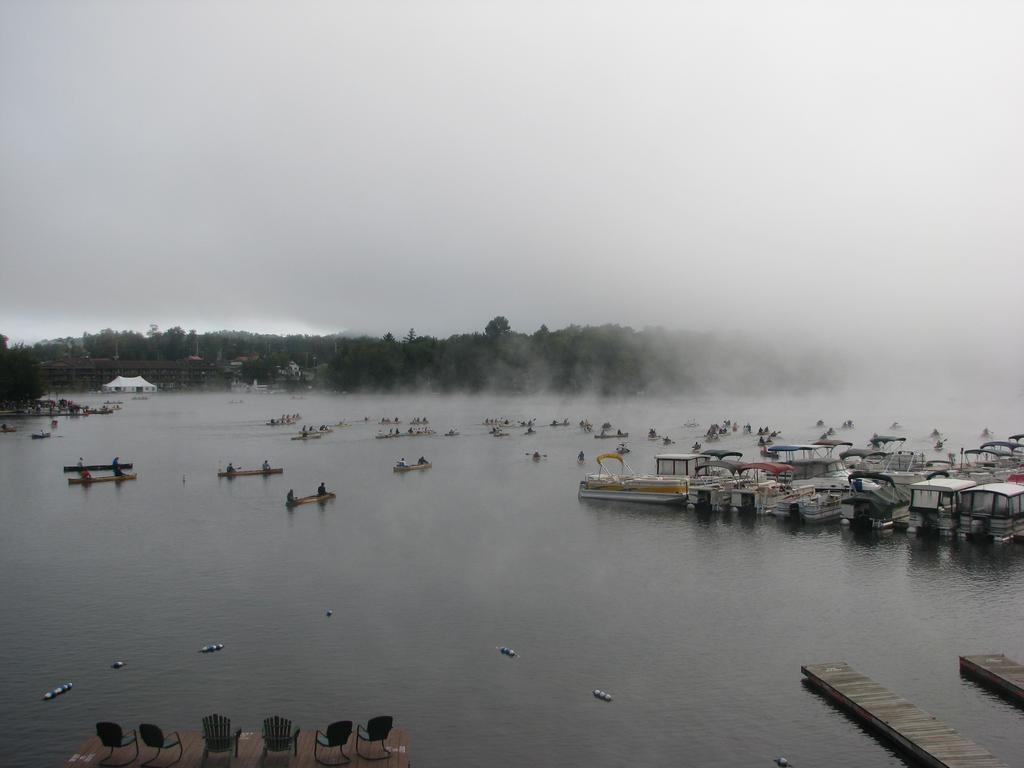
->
[
  {"left": 802, "top": 661, "right": 1006, "bottom": 768},
  {"left": 61, "top": 726, "right": 410, "bottom": 767},
  {"left": 959, "top": 654, "right": 1024, "bottom": 706}
]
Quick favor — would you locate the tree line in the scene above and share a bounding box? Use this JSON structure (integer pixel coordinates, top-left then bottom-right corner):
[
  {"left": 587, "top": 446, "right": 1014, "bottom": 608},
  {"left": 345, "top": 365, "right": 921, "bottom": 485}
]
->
[{"left": 21, "top": 317, "right": 840, "bottom": 396}]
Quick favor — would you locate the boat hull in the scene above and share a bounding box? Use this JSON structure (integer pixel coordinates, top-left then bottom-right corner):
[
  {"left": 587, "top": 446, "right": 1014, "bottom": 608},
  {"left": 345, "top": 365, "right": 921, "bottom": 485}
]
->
[
  {"left": 394, "top": 463, "right": 431, "bottom": 473},
  {"left": 578, "top": 483, "right": 688, "bottom": 506},
  {"left": 63, "top": 463, "right": 134, "bottom": 472},
  {"left": 68, "top": 474, "right": 137, "bottom": 485},
  {"left": 218, "top": 468, "right": 283, "bottom": 477},
  {"left": 286, "top": 492, "right": 336, "bottom": 507}
]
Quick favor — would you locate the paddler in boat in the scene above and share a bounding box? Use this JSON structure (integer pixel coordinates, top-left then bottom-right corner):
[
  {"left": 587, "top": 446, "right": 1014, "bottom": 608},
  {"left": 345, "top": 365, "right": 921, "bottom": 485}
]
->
[
  {"left": 111, "top": 456, "right": 120, "bottom": 472},
  {"left": 77, "top": 457, "right": 84, "bottom": 468},
  {"left": 417, "top": 456, "right": 428, "bottom": 465},
  {"left": 397, "top": 457, "right": 407, "bottom": 468},
  {"left": 80, "top": 467, "right": 92, "bottom": 480},
  {"left": 113, "top": 464, "right": 125, "bottom": 477},
  {"left": 578, "top": 451, "right": 585, "bottom": 463},
  {"left": 226, "top": 462, "right": 236, "bottom": 474},
  {"left": 317, "top": 481, "right": 327, "bottom": 496},
  {"left": 287, "top": 489, "right": 295, "bottom": 504},
  {"left": 262, "top": 459, "right": 271, "bottom": 471}
]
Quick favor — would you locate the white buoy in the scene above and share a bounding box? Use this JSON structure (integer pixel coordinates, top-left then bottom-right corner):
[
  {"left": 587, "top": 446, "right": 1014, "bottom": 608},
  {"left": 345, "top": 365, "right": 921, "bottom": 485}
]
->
[
  {"left": 199, "top": 643, "right": 224, "bottom": 653},
  {"left": 774, "top": 758, "right": 790, "bottom": 767},
  {"left": 43, "top": 682, "right": 72, "bottom": 700},
  {"left": 326, "top": 609, "right": 333, "bottom": 617},
  {"left": 498, "top": 646, "right": 518, "bottom": 657},
  {"left": 592, "top": 689, "right": 613, "bottom": 702},
  {"left": 110, "top": 661, "right": 125, "bottom": 669}
]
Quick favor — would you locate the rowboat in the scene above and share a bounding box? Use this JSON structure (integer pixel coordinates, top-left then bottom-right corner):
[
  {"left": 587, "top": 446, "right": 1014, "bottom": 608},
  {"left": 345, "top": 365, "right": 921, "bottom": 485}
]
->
[
  {"left": 394, "top": 462, "right": 431, "bottom": 473},
  {"left": 291, "top": 433, "right": 322, "bottom": 440},
  {"left": 32, "top": 432, "right": 51, "bottom": 439},
  {"left": 286, "top": 492, "right": 336, "bottom": 507},
  {"left": 63, "top": 463, "right": 134, "bottom": 472},
  {"left": 595, "top": 432, "right": 628, "bottom": 439},
  {"left": 217, "top": 467, "right": 284, "bottom": 477},
  {"left": 1, "top": 426, "right": 17, "bottom": 433},
  {"left": 68, "top": 473, "right": 137, "bottom": 485}
]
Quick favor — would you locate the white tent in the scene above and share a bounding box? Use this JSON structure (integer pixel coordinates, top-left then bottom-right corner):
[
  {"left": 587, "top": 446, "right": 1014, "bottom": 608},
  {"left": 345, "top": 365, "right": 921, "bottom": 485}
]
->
[{"left": 102, "top": 375, "right": 157, "bottom": 393}]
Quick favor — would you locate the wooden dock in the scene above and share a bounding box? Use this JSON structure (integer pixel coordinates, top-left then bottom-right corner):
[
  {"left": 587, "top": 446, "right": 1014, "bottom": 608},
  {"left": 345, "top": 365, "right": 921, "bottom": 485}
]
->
[
  {"left": 61, "top": 726, "right": 410, "bottom": 767},
  {"left": 959, "top": 654, "right": 1024, "bottom": 706},
  {"left": 802, "top": 661, "right": 1006, "bottom": 768}
]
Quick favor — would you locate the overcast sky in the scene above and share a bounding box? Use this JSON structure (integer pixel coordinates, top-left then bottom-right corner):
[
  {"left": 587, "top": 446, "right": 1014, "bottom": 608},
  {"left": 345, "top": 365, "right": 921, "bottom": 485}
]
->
[{"left": 2, "top": 1, "right": 1022, "bottom": 353}]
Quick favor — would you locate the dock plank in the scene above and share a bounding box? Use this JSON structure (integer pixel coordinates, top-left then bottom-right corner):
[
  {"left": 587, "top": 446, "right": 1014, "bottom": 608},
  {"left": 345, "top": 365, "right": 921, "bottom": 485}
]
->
[
  {"left": 959, "top": 654, "right": 1024, "bottom": 708},
  {"left": 61, "top": 726, "right": 410, "bottom": 768},
  {"left": 802, "top": 661, "right": 1006, "bottom": 768}
]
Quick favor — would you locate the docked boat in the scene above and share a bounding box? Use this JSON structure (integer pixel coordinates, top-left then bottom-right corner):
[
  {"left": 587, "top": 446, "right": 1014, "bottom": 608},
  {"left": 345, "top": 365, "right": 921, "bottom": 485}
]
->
[
  {"left": 764, "top": 442, "right": 852, "bottom": 493},
  {"left": 69, "top": 473, "right": 137, "bottom": 485},
  {"left": 960, "top": 483, "right": 1024, "bottom": 542},
  {"left": 286, "top": 492, "right": 336, "bottom": 507},
  {"left": 63, "top": 463, "right": 135, "bottom": 472},
  {"left": 217, "top": 467, "right": 284, "bottom": 477},
  {"left": 394, "top": 462, "right": 431, "bottom": 473},
  {"left": 688, "top": 459, "right": 743, "bottom": 511},
  {"left": 578, "top": 453, "right": 690, "bottom": 505},
  {"left": 906, "top": 475, "right": 977, "bottom": 537},
  {"left": 729, "top": 462, "right": 813, "bottom": 513},
  {"left": 773, "top": 491, "right": 844, "bottom": 523},
  {"left": 840, "top": 472, "right": 910, "bottom": 530}
]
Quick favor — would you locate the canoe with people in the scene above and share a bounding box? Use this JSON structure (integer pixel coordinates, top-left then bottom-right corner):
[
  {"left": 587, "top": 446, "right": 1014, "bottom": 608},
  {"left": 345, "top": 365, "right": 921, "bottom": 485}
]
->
[
  {"left": 218, "top": 461, "right": 282, "bottom": 478},
  {"left": 63, "top": 461, "right": 135, "bottom": 472},
  {"left": 291, "top": 432, "right": 323, "bottom": 440},
  {"left": 286, "top": 484, "right": 335, "bottom": 507},
  {"left": 394, "top": 457, "right": 431, "bottom": 473}
]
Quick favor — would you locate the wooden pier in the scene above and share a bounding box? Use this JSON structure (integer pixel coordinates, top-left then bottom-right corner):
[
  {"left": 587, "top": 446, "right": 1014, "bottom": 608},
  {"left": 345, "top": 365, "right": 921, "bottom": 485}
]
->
[
  {"left": 802, "top": 661, "right": 1006, "bottom": 768},
  {"left": 61, "top": 726, "right": 410, "bottom": 767},
  {"left": 959, "top": 654, "right": 1024, "bottom": 707}
]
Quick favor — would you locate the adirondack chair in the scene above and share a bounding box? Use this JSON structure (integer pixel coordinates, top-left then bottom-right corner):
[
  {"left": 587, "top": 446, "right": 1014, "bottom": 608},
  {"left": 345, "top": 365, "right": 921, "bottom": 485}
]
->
[
  {"left": 262, "top": 715, "right": 300, "bottom": 759},
  {"left": 356, "top": 715, "right": 394, "bottom": 761},
  {"left": 95, "top": 722, "right": 138, "bottom": 767},
  {"left": 139, "top": 723, "right": 182, "bottom": 767},
  {"left": 201, "top": 714, "right": 240, "bottom": 761},
  {"left": 314, "top": 720, "right": 353, "bottom": 765}
]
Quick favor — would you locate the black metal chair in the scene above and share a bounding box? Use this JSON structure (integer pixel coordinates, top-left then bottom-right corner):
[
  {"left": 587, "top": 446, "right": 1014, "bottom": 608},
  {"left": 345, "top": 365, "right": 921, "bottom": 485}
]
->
[
  {"left": 356, "top": 715, "right": 394, "bottom": 761},
  {"left": 139, "top": 723, "right": 182, "bottom": 767},
  {"left": 95, "top": 722, "right": 138, "bottom": 767},
  {"left": 314, "top": 720, "right": 353, "bottom": 765},
  {"left": 262, "top": 715, "right": 300, "bottom": 759},
  {"left": 201, "top": 713, "right": 240, "bottom": 761}
]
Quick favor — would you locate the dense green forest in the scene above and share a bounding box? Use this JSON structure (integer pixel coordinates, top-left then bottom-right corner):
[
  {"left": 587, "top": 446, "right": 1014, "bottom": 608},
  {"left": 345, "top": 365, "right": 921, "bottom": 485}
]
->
[
  {"left": 26, "top": 318, "right": 838, "bottom": 396},
  {"left": 0, "top": 335, "right": 45, "bottom": 401}
]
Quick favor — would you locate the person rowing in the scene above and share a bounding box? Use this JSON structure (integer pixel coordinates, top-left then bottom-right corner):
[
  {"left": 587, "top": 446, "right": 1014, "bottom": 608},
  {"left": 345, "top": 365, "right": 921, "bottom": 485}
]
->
[
  {"left": 287, "top": 489, "right": 295, "bottom": 504},
  {"left": 80, "top": 468, "right": 92, "bottom": 480},
  {"left": 226, "top": 462, "right": 236, "bottom": 473},
  {"left": 317, "top": 481, "right": 327, "bottom": 496},
  {"left": 418, "top": 456, "right": 428, "bottom": 465},
  {"left": 262, "top": 459, "right": 271, "bottom": 471},
  {"left": 578, "top": 451, "right": 585, "bottom": 462}
]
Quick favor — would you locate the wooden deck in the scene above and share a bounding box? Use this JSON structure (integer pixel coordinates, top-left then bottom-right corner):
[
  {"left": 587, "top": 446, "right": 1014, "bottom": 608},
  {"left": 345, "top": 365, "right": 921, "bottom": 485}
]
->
[
  {"left": 802, "top": 661, "right": 1006, "bottom": 768},
  {"left": 959, "top": 654, "right": 1024, "bottom": 707},
  {"left": 61, "top": 727, "right": 410, "bottom": 767}
]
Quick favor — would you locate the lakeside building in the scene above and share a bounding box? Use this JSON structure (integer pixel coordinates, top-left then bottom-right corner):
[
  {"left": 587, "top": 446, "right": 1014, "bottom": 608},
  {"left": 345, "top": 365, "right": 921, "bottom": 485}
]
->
[{"left": 41, "top": 357, "right": 219, "bottom": 392}]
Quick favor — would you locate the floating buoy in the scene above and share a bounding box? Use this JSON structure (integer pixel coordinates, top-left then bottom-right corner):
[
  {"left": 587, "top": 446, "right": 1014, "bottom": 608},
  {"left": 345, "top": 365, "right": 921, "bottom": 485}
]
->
[
  {"left": 774, "top": 758, "right": 790, "bottom": 767},
  {"left": 43, "top": 682, "right": 73, "bottom": 700},
  {"left": 326, "top": 609, "right": 333, "bottom": 617},
  {"left": 592, "top": 689, "right": 612, "bottom": 702},
  {"left": 199, "top": 643, "right": 224, "bottom": 653},
  {"left": 498, "top": 646, "right": 517, "bottom": 658},
  {"left": 110, "top": 661, "right": 125, "bottom": 669}
]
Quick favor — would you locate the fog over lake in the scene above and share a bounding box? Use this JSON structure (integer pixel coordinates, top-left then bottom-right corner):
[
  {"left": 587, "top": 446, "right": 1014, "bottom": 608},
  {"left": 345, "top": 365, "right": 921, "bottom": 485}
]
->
[{"left": 1, "top": 390, "right": 1022, "bottom": 767}]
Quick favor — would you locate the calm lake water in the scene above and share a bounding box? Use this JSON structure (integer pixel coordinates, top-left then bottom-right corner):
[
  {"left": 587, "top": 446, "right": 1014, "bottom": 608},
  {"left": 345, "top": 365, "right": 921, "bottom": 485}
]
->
[{"left": 2, "top": 390, "right": 1022, "bottom": 768}]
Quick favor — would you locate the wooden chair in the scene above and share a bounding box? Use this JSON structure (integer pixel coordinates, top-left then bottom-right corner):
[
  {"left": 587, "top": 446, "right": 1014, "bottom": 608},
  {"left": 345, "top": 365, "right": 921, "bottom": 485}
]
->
[
  {"left": 201, "top": 714, "right": 240, "bottom": 762},
  {"left": 356, "top": 716, "right": 394, "bottom": 761},
  {"left": 314, "top": 720, "right": 353, "bottom": 765},
  {"left": 139, "top": 723, "right": 182, "bottom": 767},
  {"left": 95, "top": 722, "right": 138, "bottom": 767},
  {"left": 262, "top": 716, "right": 300, "bottom": 759}
]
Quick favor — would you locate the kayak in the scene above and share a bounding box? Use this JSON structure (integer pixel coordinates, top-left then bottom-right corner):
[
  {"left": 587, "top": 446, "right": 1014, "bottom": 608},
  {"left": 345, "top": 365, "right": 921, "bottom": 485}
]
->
[{"left": 217, "top": 468, "right": 283, "bottom": 477}]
